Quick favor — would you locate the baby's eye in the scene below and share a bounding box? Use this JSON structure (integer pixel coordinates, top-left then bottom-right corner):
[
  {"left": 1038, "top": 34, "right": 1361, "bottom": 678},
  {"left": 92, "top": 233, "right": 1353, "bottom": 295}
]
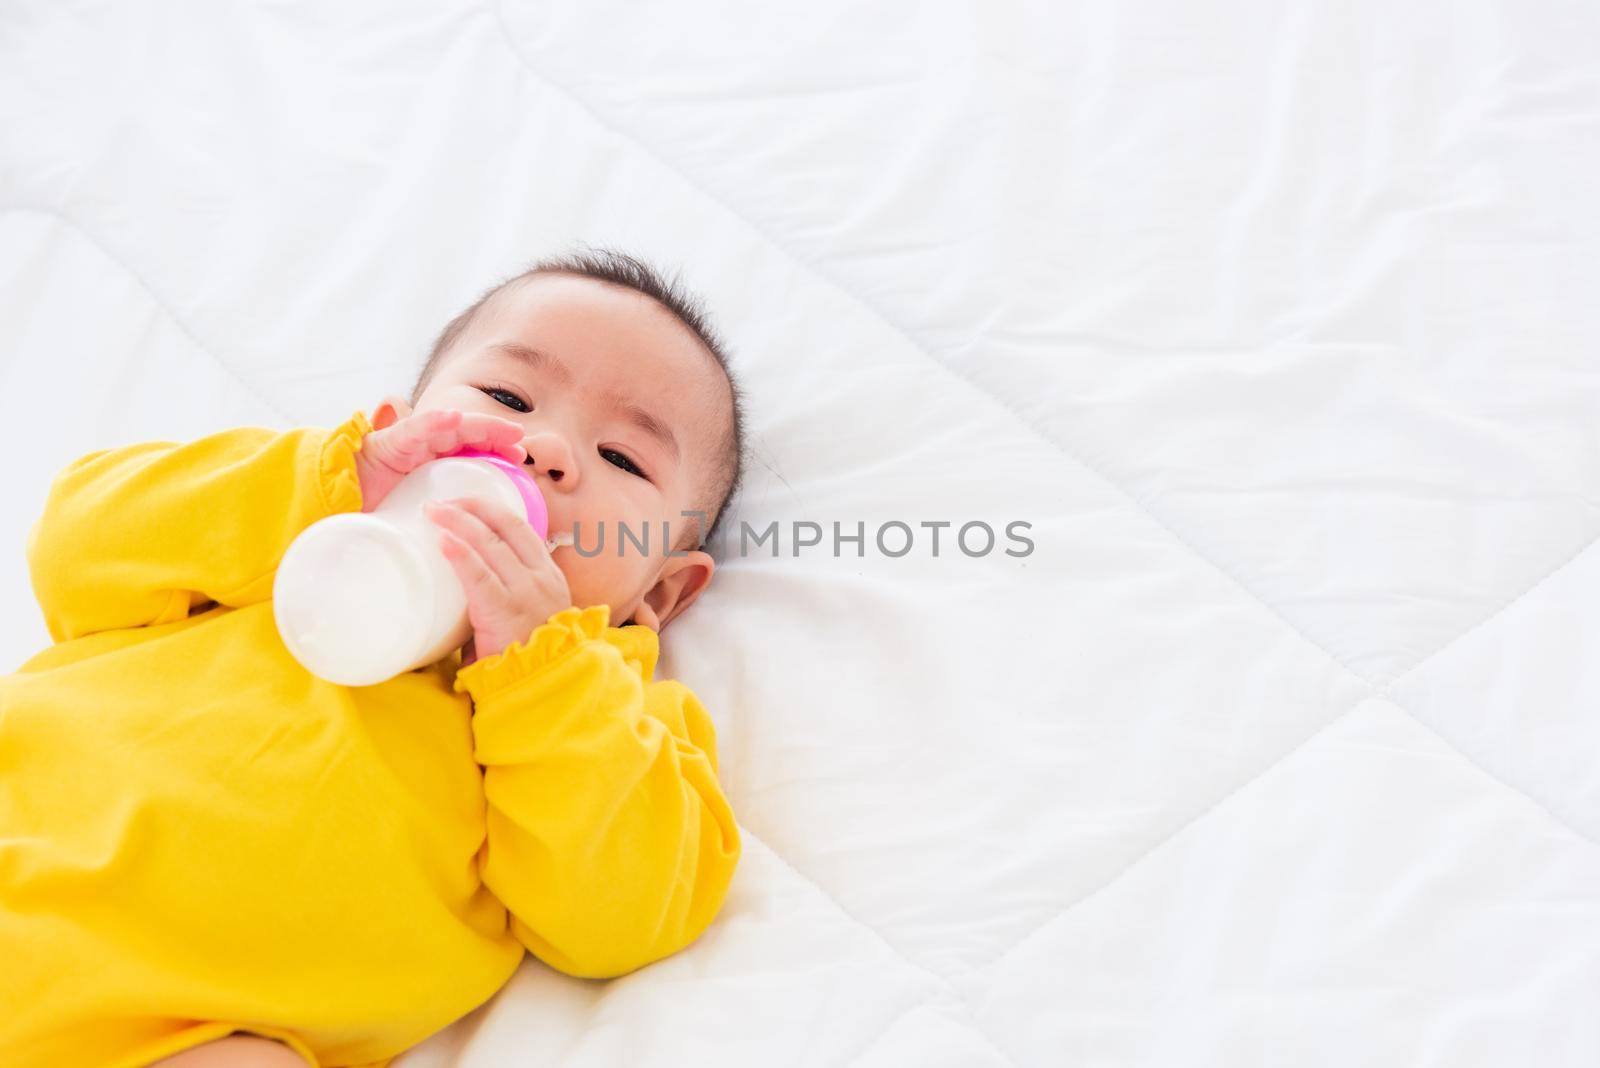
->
[
  {"left": 601, "top": 448, "right": 648, "bottom": 480},
  {"left": 479, "top": 386, "right": 531, "bottom": 414}
]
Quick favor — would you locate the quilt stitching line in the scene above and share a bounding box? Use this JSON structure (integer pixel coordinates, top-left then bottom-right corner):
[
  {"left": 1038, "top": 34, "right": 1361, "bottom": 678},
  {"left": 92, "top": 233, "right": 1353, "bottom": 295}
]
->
[
  {"left": 975, "top": 695, "right": 1366, "bottom": 979},
  {"left": 1382, "top": 523, "right": 1600, "bottom": 691},
  {"left": 980, "top": 691, "right": 1600, "bottom": 983},
  {"left": 1379, "top": 695, "right": 1600, "bottom": 850},
  {"left": 0, "top": 206, "right": 295, "bottom": 426},
  {"left": 740, "top": 830, "right": 1024, "bottom": 1068},
  {"left": 485, "top": 2, "right": 1600, "bottom": 991},
  {"left": 838, "top": 992, "right": 1009, "bottom": 1068}
]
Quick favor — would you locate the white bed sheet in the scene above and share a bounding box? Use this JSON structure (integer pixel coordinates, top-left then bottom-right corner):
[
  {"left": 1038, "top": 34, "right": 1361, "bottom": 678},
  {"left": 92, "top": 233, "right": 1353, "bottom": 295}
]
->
[{"left": 2, "top": 2, "right": 1598, "bottom": 1065}]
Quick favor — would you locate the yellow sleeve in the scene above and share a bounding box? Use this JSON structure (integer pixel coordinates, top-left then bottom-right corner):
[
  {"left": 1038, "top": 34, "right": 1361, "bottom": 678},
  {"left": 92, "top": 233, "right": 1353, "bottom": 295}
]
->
[
  {"left": 25, "top": 409, "right": 372, "bottom": 643},
  {"left": 451, "top": 603, "right": 743, "bottom": 980}
]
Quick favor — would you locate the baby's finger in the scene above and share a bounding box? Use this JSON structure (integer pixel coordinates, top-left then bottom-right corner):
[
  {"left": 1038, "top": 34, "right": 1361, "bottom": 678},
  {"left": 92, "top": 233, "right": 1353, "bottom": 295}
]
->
[
  {"left": 381, "top": 409, "right": 462, "bottom": 468},
  {"left": 443, "top": 496, "right": 549, "bottom": 572},
  {"left": 435, "top": 527, "right": 509, "bottom": 600},
  {"left": 397, "top": 410, "right": 522, "bottom": 466},
  {"left": 453, "top": 412, "right": 526, "bottom": 464},
  {"left": 427, "top": 501, "right": 523, "bottom": 587},
  {"left": 382, "top": 409, "right": 458, "bottom": 465},
  {"left": 425, "top": 411, "right": 490, "bottom": 461}
]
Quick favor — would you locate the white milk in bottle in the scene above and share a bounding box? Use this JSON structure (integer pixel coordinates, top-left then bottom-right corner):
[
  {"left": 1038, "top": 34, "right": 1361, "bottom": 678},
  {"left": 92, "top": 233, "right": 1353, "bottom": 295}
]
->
[{"left": 274, "top": 447, "right": 556, "bottom": 686}]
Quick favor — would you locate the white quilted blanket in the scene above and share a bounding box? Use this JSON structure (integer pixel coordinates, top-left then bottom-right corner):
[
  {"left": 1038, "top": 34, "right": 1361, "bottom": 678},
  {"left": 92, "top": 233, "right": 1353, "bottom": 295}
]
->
[{"left": 3, "top": 2, "right": 1599, "bottom": 1065}]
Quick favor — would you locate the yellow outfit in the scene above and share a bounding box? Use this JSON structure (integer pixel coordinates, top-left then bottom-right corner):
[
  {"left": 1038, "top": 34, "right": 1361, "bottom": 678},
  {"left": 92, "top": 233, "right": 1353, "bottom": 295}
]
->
[{"left": 0, "top": 410, "right": 741, "bottom": 1068}]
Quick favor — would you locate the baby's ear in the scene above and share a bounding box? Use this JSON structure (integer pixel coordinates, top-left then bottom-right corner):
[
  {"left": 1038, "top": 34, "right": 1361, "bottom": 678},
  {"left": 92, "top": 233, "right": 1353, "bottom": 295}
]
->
[
  {"left": 635, "top": 550, "right": 715, "bottom": 633},
  {"left": 371, "top": 395, "right": 412, "bottom": 431}
]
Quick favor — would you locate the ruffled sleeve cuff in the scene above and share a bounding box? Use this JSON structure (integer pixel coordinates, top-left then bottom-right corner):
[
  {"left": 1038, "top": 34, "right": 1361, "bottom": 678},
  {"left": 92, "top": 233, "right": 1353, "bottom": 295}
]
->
[
  {"left": 315, "top": 408, "right": 373, "bottom": 517},
  {"left": 453, "top": 603, "right": 616, "bottom": 703}
]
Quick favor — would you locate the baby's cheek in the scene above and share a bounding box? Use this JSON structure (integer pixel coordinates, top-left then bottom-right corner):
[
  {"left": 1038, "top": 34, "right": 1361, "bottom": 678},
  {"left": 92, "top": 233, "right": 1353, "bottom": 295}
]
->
[{"left": 556, "top": 545, "right": 644, "bottom": 616}]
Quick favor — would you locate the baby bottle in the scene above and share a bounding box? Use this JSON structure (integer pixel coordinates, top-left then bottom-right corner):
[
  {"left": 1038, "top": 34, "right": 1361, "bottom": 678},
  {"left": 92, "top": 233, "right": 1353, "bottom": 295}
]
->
[{"left": 273, "top": 446, "right": 557, "bottom": 686}]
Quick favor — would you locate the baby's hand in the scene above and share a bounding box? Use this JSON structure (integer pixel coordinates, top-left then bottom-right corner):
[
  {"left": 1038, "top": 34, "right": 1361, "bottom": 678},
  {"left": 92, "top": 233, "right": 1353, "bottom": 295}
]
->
[
  {"left": 423, "top": 495, "right": 574, "bottom": 666},
  {"left": 355, "top": 408, "right": 527, "bottom": 514}
]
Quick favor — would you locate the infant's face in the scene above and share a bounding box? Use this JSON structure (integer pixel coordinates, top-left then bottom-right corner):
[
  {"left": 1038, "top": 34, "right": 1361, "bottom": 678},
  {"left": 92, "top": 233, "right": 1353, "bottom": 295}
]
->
[{"left": 375, "top": 273, "right": 730, "bottom": 632}]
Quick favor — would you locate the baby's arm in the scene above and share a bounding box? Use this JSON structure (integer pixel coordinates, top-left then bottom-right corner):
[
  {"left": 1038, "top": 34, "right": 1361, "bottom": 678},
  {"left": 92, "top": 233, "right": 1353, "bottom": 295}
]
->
[
  {"left": 26, "top": 411, "right": 372, "bottom": 643},
  {"left": 453, "top": 604, "right": 743, "bottom": 980}
]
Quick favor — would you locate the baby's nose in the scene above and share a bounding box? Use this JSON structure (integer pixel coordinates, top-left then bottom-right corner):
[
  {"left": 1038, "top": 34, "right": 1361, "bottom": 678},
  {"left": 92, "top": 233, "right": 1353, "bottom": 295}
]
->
[{"left": 521, "top": 432, "right": 577, "bottom": 489}]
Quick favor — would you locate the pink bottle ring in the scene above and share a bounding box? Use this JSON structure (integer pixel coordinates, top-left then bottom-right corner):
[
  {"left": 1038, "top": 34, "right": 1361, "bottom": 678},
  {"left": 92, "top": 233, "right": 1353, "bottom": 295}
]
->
[{"left": 442, "top": 447, "right": 550, "bottom": 541}]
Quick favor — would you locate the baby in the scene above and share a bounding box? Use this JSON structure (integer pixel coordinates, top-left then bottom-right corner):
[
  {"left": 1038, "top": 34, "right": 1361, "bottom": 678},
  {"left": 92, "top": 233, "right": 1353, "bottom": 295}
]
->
[{"left": 0, "top": 250, "right": 747, "bottom": 1068}]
